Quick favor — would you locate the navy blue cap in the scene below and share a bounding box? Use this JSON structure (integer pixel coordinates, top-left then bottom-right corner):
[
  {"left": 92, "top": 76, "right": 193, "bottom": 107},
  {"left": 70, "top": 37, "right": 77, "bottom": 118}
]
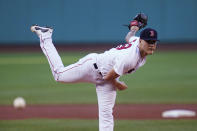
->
[{"left": 140, "top": 28, "right": 159, "bottom": 41}]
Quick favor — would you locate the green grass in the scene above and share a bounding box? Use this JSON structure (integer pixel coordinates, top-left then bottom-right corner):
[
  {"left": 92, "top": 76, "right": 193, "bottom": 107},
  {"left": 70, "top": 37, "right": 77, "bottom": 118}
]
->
[
  {"left": 0, "top": 51, "right": 197, "bottom": 105},
  {"left": 0, "top": 51, "right": 197, "bottom": 131},
  {"left": 0, "top": 119, "right": 197, "bottom": 131}
]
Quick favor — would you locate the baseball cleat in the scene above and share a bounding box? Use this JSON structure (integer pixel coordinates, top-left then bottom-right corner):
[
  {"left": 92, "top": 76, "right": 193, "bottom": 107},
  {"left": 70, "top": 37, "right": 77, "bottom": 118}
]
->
[{"left": 31, "top": 24, "right": 53, "bottom": 37}]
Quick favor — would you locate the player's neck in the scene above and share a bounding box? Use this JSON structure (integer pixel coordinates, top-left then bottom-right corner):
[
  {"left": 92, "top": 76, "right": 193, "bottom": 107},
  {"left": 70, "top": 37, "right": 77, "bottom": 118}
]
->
[
  {"left": 140, "top": 51, "right": 147, "bottom": 58},
  {"left": 138, "top": 46, "right": 147, "bottom": 58}
]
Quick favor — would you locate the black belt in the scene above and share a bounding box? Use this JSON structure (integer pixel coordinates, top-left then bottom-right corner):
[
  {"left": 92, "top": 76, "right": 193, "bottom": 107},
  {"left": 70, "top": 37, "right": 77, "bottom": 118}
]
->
[
  {"left": 93, "top": 63, "right": 102, "bottom": 76},
  {"left": 93, "top": 63, "right": 98, "bottom": 69}
]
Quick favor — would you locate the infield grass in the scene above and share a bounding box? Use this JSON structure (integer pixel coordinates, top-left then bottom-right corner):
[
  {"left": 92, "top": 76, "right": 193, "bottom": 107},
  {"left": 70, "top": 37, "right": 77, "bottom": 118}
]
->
[
  {"left": 0, "top": 119, "right": 197, "bottom": 131},
  {"left": 0, "top": 51, "right": 197, "bottom": 105}
]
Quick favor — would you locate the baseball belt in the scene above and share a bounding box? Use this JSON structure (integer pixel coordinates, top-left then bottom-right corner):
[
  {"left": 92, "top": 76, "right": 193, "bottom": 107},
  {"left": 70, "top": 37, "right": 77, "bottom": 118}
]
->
[{"left": 93, "top": 63, "right": 102, "bottom": 76}]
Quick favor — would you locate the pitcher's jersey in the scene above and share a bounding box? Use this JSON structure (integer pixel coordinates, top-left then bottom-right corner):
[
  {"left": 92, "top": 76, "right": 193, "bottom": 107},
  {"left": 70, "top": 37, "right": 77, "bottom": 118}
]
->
[{"left": 96, "top": 36, "right": 146, "bottom": 76}]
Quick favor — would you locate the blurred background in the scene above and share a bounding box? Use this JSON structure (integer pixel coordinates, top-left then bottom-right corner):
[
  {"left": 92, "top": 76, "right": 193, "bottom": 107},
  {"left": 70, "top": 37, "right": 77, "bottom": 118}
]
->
[
  {"left": 0, "top": 0, "right": 197, "bottom": 44},
  {"left": 1, "top": 0, "right": 197, "bottom": 112},
  {"left": 0, "top": 0, "right": 197, "bottom": 131}
]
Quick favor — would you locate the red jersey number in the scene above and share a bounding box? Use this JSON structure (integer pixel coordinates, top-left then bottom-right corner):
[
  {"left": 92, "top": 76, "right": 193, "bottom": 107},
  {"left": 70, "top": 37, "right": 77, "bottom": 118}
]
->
[
  {"left": 116, "top": 39, "right": 136, "bottom": 50},
  {"left": 116, "top": 43, "right": 132, "bottom": 50}
]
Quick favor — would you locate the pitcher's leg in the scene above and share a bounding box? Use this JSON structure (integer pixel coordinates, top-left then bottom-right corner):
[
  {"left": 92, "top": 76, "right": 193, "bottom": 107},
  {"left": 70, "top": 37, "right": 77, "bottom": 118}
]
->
[
  {"left": 31, "top": 25, "right": 95, "bottom": 83},
  {"left": 96, "top": 83, "right": 117, "bottom": 131},
  {"left": 31, "top": 25, "right": 64, "bottom": 81},
  {"left": 40, "top": 37, "right": 65, "bottom": 81},
  {"left": 40, "top": 33, "right": 95, "bottom": 83},
  {"left": 54, "top": 56, "right": 95, "bottom": 83}
]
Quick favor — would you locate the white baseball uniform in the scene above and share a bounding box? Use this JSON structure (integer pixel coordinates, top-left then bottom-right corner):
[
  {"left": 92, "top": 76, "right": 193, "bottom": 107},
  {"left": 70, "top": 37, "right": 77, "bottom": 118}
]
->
[{"left": 39, "top": 33, "right": 146, "bottom": 131}]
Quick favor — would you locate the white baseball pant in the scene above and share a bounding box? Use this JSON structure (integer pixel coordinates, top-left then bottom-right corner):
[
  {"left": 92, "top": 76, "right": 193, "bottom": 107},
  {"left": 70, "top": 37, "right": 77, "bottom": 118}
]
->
[{"left": 39, "top": 36, "right": 117, "bottom": 131}]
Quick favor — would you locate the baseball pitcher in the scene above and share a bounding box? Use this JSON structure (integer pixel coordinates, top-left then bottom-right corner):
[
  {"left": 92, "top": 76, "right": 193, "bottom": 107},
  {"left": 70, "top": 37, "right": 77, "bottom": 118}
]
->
[{"left": 31, "top": 13, "right": 159, "bottom": 131}]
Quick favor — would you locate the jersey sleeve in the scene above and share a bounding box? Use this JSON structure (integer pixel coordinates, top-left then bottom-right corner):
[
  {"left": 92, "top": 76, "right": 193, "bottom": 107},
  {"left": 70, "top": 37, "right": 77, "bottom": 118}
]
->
[{"left": 129, "top": 36, "right": 138, "bottom": 44}]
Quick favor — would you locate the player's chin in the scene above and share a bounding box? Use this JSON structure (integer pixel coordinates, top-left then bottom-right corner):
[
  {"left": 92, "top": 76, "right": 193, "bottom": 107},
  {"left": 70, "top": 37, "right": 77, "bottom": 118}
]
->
[{"left": 147, "top": 50, "right": 154, "bottom": 55}]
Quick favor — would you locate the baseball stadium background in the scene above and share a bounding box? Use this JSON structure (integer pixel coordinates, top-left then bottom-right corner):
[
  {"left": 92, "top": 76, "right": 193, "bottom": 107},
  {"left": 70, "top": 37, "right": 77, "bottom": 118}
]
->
[{"left": 0, "top": 0, "right": 197, "bottom": 131}]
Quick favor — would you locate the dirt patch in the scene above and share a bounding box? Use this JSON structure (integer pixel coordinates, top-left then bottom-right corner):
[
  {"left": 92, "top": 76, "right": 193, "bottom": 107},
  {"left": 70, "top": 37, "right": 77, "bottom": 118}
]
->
[{"left": 0, "top": 104, "right": 197, "bottom": 120}]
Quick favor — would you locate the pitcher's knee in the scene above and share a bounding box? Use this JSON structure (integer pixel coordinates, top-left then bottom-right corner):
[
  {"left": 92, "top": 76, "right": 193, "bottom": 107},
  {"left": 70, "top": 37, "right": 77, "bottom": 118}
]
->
[
  {"left": 51, "top": 67, "right": 66, "bottom": 82},
  {"left": 53, "top": 72, "right": 77, "bottom": 83},
  {"left": 53, "top": 72, "right": 65, "bottom": 83}
]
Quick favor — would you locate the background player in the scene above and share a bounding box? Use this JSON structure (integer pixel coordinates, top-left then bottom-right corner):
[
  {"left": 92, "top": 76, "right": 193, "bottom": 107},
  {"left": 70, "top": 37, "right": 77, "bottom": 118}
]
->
[{"left": 31, "top": 13, "right": 159, "bottom": 131}]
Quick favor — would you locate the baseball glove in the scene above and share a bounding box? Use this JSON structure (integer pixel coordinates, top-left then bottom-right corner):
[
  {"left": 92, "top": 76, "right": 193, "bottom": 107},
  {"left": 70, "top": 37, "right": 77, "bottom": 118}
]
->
[{"left": 126, "top": 13, "right": 148, "bottom": 30}]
